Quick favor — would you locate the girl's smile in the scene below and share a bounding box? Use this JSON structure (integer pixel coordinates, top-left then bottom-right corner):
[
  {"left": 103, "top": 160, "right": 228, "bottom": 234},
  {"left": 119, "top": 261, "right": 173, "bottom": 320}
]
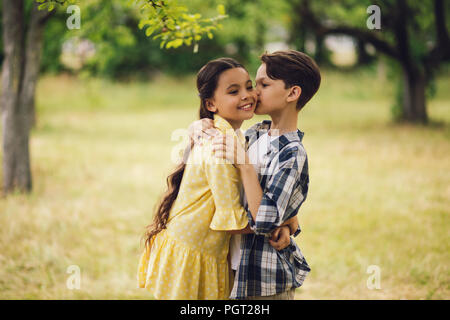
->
[{"left": 237, "top": 101, "right": 255, "bottom": 111}]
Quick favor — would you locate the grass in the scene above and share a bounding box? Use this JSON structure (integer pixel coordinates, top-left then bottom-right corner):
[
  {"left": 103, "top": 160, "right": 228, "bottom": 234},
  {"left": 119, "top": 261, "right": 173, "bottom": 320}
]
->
[{"left": 0, "top": 68, "right": 449, "bottom": 299}]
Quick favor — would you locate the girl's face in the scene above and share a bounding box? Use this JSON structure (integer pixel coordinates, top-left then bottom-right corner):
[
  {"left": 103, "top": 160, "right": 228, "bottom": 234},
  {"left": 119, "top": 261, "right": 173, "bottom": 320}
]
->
[{"left": 206, "top": 67, "right": 257, "bottom": 129}]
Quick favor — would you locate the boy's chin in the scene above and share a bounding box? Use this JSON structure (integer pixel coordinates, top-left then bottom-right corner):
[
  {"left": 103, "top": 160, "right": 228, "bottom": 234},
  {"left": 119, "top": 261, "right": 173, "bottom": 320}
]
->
[{"left": 254, "top": 106, "right": 265, "bottom": 115}]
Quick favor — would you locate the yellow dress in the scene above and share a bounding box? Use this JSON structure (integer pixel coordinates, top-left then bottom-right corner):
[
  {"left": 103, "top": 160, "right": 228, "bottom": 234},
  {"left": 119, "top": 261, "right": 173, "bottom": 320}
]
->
[{"left": 137, "top": 115, "right": 248, "bottom": 300}]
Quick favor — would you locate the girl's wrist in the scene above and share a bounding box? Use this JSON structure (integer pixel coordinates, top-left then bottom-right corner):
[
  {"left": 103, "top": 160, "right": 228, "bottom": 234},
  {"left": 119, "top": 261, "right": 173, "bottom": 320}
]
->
[{"left": 236, "top": 154, "right": 251, "bottom": 171}]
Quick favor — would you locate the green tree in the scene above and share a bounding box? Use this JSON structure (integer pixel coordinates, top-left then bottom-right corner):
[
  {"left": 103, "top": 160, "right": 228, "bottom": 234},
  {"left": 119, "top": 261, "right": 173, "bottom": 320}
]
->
[
  {"left": 36, "top": 0, "right": 227, "bottom": 50},
  {"left": 1, "top": 0, "right": 54, "bottom": 194},
  {"left": 65, "top": 0, "right": 228, "bottom": 77},
  {"left": 0, "top": 0, "right": 227, "bottom": 195},
  {"left": 291, "top": 0, "right": 450, "bottom": 123}
]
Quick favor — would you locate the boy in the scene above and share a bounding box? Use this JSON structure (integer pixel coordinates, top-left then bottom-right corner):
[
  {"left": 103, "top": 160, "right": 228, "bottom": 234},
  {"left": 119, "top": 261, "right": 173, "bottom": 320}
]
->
[{"left": 191, "top": 50, "right": 321, "bottom": 299}]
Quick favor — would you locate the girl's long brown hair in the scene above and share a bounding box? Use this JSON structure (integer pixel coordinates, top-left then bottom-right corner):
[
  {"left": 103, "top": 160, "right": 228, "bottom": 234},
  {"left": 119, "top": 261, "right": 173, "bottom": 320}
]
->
[{"left": 144, "top": 58, "right": 246, "bottom": 248}]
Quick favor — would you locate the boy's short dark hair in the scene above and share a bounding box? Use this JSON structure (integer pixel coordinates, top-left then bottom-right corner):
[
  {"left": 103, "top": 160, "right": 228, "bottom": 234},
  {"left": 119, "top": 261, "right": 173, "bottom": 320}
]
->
[{"left": 261, "top": 50, "right": 321, "bottom": 110}]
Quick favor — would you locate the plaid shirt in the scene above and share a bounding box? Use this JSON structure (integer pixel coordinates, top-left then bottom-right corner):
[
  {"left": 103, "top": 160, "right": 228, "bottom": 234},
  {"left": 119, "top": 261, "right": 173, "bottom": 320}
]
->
[{"left": 230, "top": 120, "right": 311, "bottom": 299}]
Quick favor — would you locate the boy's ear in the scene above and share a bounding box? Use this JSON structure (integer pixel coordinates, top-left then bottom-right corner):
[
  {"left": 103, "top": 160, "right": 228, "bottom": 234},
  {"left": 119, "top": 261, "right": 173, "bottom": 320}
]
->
[
  {"left": 205, "top": 99, "right": 217, "bottom": 113},
  {"left": 287, "top": 86, "right": 302, "bottom": 103}
]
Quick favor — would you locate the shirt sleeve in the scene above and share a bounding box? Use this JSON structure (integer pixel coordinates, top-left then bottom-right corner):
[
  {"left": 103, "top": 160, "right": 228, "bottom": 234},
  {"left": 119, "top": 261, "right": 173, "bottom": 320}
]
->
[
  {"left": 293, "top": 225, "right": 301, "bottom": 237},
  {"left": 247, "top": 147, "right": 308, "bottom": 236},
  {"left": 202, "top": 142, "right": 248, "bottom": 231}
]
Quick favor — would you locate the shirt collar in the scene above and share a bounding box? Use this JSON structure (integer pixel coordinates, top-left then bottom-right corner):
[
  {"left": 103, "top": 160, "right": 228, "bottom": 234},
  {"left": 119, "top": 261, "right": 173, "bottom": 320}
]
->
[
  {"left": 253, "top": 120, "right": 304, "bottom": 151},
  {"left": 214, "top": 115, "right": 246, "bottom": 146}
]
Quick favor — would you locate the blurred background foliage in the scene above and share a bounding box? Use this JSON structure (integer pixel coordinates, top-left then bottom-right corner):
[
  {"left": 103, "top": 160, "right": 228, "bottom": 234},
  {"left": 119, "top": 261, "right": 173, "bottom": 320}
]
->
[
  {"left": 3, "top": 0, "right": 446, "bottom": 83},
  {"left": 19, "top": 0, "right": 369, "bottom": 77},
  {"left": 37, "top": 0, "right": 288, "bottom": 78}
]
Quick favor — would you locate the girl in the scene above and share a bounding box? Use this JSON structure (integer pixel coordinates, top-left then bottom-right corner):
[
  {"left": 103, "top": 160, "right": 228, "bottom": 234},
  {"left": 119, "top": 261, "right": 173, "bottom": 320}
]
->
[{"left": 137, "top": 58, "right": 257, "bottom": 299}]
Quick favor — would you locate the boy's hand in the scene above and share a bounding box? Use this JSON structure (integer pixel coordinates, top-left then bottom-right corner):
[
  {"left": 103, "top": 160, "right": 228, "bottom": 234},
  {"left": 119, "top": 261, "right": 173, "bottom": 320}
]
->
[
  {"left": 187, "top": 118, "right": 219, "bottom": 145},
  {"left": 269, "top": 226, "right": 291, "bottom": 251}
]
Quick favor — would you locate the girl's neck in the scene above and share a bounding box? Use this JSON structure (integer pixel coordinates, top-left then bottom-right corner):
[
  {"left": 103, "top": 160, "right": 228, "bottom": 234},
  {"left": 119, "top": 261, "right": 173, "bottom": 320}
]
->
[{"left": 224, "top": 118, "right": 243, "bottom": 130}]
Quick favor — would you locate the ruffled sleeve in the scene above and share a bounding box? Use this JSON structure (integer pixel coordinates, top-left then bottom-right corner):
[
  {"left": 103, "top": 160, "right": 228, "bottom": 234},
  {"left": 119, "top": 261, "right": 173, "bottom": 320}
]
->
[
  {"left": 137, "top": 242, "right": 151, "bottom": 288},
  {"left": 210, "top": 207, "right": 247, "bottom": 231},
  {"left": 202, "top": 142, "right": 248, "bottom": 231}
]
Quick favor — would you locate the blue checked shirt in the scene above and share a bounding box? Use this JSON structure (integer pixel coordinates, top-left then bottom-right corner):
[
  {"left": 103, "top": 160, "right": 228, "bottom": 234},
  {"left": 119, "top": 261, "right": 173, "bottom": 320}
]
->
[{"left": 230, "top": 120, "right": 311, "bottom": 299}]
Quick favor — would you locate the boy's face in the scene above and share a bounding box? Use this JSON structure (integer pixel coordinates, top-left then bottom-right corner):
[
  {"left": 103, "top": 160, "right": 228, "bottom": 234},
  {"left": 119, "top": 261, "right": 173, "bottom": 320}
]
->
[{"left": 254, "top": 63, "right": 291, "bottom": 115}]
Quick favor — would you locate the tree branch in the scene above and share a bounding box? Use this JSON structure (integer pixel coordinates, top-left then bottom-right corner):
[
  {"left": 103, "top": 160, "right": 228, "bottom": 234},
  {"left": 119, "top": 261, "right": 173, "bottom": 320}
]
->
[
  {"left": 34, "top": 2, "right": 55, "bottom": 25},
  {"left": 322, "top": 26, "right": 398, "bottom": 60},
  {"left": 297, "top": 0, "right": 399, "bottom": 60},
  {"left": 434, "top": 0, "right": 450, "bottom": 47},
  {"left": 392, "top": 0, "right": 412, "bottom": 69},
  {"left": 423, "top": 0, "right": 450, "bottom": 78}
]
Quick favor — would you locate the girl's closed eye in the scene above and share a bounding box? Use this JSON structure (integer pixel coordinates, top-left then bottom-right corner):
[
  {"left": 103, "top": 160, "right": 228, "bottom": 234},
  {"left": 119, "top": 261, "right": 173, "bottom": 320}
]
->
[{"left": 226, "top": 84, "right": 240, "bottom": 95}]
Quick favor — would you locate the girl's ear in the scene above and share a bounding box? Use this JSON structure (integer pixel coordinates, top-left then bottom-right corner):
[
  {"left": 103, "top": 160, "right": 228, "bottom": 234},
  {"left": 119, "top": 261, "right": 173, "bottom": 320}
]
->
[
  {"left": 287, "top": 86, "right": 302, "bottom": 103},
  {"left": 205, "top": 99, "right": 217, "bottom": 113}
]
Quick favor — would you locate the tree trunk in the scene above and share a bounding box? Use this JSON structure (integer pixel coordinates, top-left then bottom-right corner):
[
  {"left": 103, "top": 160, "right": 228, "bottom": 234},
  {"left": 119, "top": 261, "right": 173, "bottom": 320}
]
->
[
  {"left": 23, "top": 3, "right": 53, "bottom": 131},
  {"left": 1, "top": 0, "right": 50, "bottom": 195},
  {"left": 254, "top": 19, "right": 266, "bottom": 54},
  {"left": 290, "top": 25, "right": 306, "bottom": 52},
  {"left": 401, "top": 67, "right": 428, "bottom": 123},
  {"left": 394, "top": 0, "right": 427, "bottom": 124},
  {"left": 289, "top": 0, "right": 307, "bottom": 52},
  {"left": 314, "top": 33, "right": 327, "bottom": 65},
  {"left": 1, "top": 0, "right": 32, "bottom": 194}
]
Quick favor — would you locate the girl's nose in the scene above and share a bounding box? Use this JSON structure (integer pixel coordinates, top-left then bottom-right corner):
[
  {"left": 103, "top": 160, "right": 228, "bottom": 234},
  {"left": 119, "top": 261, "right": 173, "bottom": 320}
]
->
[{"left": 241, "top": 92, "right": 251, "bottom": 100}]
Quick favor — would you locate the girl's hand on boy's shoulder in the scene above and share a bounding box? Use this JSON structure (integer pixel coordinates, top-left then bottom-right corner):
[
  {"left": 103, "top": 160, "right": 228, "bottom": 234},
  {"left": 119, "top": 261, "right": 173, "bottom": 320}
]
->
[{"left": 188, "top": 118, "right": 218, "bottom": 146}]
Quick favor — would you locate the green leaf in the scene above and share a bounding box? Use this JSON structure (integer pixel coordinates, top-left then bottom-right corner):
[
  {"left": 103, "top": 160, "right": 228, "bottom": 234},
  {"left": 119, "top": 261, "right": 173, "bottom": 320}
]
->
[
  {"left": 138, "top": 19, "right": 151, "bottom": 30},
  {"left": 38, "top": 3, "right": 48, "bottom": 10},
  {"left": 166, "top": 40, "right": 174, "bottom": 49},
  {"left": 217, "top": 4, "right": 226, "bottom": 16},
  {"left": 145, "top": 27, "right": 155, "bottom": 37},
  {"left": 167, "top": 38, "right": 183, "bottom": 48}
]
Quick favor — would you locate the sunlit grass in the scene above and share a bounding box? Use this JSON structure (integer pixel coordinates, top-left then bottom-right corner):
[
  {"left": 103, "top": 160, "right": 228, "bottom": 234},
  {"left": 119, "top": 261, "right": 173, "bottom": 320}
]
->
[{"left": 0, "top": 68, "right": 449, "bottom": 299}]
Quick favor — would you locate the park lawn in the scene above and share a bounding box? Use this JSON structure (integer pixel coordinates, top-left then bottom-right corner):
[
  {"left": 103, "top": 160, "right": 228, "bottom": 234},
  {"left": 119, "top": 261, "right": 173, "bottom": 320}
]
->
[{"left": 0, "top": 69, "right": 449, "bottom": 299}]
